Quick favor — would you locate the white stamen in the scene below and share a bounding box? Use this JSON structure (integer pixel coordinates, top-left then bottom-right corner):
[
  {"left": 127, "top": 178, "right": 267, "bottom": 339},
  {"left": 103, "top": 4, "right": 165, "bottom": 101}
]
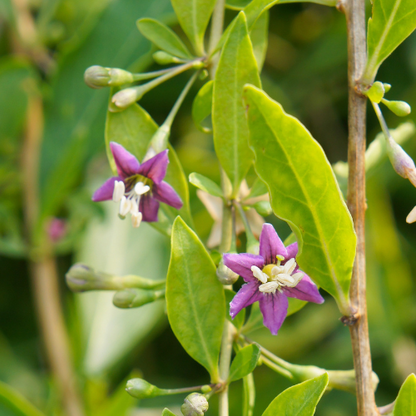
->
[
  {"left": 290, "top": 272, "right": 304, "bottom": 287},
  {"left": 259, "top": 281, "right": 279, "bottom": 293},
  {"left": 131, "top": 212, "right": 143, "bottom": 228},
  {"left": 119, "top": 196, "right": 131, "bottom": 217},
  {"left": 407, "top": 206, "right": 416, "bottom": 224},
  {"left": 283, "top": 258, "right": 296, "bottom": 275},
  {"left": 271, "top": 265, "right": 284, "bottom": 275},
  {"left": 251, "top": 266, "right": 268, "bottom": 283},
  {"left": 134, "top": 181, "right": 150, "bottom": 195},
  {"left": 130, "top": 199, "right": 139, "bottom": 214},
  {"left": 113, "top": 180, "right": 125, "bottom": 202}
]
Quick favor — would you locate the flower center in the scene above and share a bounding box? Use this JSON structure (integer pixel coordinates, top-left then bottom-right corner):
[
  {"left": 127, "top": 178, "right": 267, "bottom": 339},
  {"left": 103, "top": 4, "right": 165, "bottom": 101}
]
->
[{"left": 251, "top": 256, "right": 304, "bottom": 294}]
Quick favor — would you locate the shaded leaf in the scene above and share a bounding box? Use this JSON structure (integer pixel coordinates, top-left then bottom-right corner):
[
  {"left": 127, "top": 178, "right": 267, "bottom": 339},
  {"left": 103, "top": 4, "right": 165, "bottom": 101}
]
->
[
  {"left": 262, "top": 373, "right": 328, "bottom": 416},
  {"left": 229, "top": 344, "right": 261, "bottom": 382},
  {"left": 394, "top": 374, "right": 416, "bottom": 416},
  {"left": 244, "top": 85, "right": 356, "bottom": 313},
  {"left": 192, "top": 80, "right": 213, "bottom": 133},
  {"left": 0, "top": 381, "right": 45, "bottom": 416},
  {"left": 189, "top": 172, "right": 223, "bottom": 197},
  {"left": 166, "top": 217, "right": 225, "bottom": 381}
]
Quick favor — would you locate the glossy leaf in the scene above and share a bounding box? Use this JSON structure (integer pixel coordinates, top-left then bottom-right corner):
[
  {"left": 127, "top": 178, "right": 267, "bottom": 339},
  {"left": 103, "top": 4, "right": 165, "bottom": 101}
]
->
[
  {"left": 244, "top": 85, "right": 356, "bottom": 313},
  {"left": 213, "top": 12, "right": 261, "bottom": 196},
  {"left": 171, "top": 0, "right": 216, "bottom": 55},
  {"left": 166, "top": 217, "right": 225, "bottom": 381},
  {"left": 250, "top": 11, "right": 269, "bottom": 70},
  {"left": 189, "top": 172, "right": 223, "bottom": 197},
  {"left": 262, "top": 373, "right": 328, "bottom": 416},
  {"left": 364, "top": 0, "right": 416, "bottom": 82},
  {"left": 0, "top": 381, "right": 45, "bottom": 416},
  {"left": 229, "top": 344, "right": 261, "bottom": 382},
  {"left": 137, "top": 18, "right": 193, "bottom": 60},
  {"left": 192, "top": 80, "right": 213, "bottom": 133},
  {"left": 394, "top": 374, "right": 416, "bottom": 416},
  {"left": 225, "top": 289, "right": 246, "bottom": 330}
]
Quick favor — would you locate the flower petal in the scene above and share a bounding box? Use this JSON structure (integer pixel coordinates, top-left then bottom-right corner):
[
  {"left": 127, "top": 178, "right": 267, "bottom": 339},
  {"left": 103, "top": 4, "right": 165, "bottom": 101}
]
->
[
  {"left": 139, "top": 195, "right": 159, "bottom": 222},
  {"left": 92, "top": 176, "right": 120, "bottom": 201},
  {"left": 110, "top": 142, "right": 140, "bottom": 178},
  {"left": 285, "top": 242, "right": 298, "bottom": 260},
  {"left": 223, "top": 253, "right": 264, "bottom": 282},
  {"left": 259, "top": 291, "right": 288, "bottom": 335},
  {"left": 153, "top": 181, "right": 183, "bottom": 209},
  {"left": 230, "top": 282, "right": 262, "bottom": 318},
  {"left": 283, "top": 273, "right": 324, "bottom": 304},
  {"left": 137, "top": 150, "right": 169, "bottom": 184},
  {"left": 259, "top": 223, "right": 288, "bottom": 264}
]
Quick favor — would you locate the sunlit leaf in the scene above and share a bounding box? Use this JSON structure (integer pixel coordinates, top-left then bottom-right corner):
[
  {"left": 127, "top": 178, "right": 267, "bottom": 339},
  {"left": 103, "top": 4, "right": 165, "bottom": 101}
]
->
[
  {"left": 250, "top": 11, "right": 269, "bottom": 70},
  {"left": 192, "top": 80, "right": 213, "bottom": 133},
  {"left": 166, "top": 217, "right": 225, "bottom": 381},
  {"left": 262, "top": 373, "right": 328, "bottom": 416},
  {"left": 229, "top": 344, "right": 260, "bottom": 382},
  {"left": 137, "top": 18, "right": 193, "bottom": 60},
  {"left": 213, "top": 12, "right": 261, "bottom": 196},
  {"left": 394, "top": 374, "right": 416, "bottom": 416},
  {"left": 244, "top": 85, "right": 356, "bottom": 313},
  {"left": 189, "top": 172, "right": 223, "bottom": 197}
]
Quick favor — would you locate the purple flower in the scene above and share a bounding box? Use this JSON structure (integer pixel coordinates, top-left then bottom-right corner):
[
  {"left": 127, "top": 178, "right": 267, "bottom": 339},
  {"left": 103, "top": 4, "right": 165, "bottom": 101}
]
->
[
  {"left": 224, "top": 223, "right": 324, "bottom": 335},
  {"left": 92, "top": 142, "right": 182, "bottom": 227}
]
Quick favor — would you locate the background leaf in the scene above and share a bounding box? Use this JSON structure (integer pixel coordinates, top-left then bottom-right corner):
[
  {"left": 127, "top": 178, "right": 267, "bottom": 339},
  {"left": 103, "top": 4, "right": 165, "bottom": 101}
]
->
[
  {"left": 189, "top": 172, "right": 223, "bottom": 197},
  {"left": 364, "top": 0, "right": 416, "bottom": 82},
  {"left": 0, "top": 381, "right": 45, "bottom": 416},
  {"left": 166, "top": 217, "right": 225, "bottom": 382},
  {"left": 192, "top": 80, "right": 213, "bottom": 133},
  {"left": 261, "top": 373, "right": 328, "bottom": 416},
  {"left": 213, "top": 12, "right": 261, "bottom": 196},
  {"left": 228, "top": 344, "right": 261, "bottom": 382},
  {"left": 244, "top": 85, "right": 356, "bottom": 313},
  {"left": 394, "top": 374, "right": 416, "bottom": 416}
]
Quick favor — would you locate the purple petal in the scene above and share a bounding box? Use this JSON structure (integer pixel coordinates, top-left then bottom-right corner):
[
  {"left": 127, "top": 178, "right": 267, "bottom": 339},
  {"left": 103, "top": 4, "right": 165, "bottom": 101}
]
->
[
  {"left": 283, "top": 273, "right": 324, "bottom": 304},
  {"left": 92, "top": 176, "right": 120, "bottom": 201},
  {"left": 153, "top": 181, "right": 183, "bottom": 209},
  {"left": 259, "top": 223, "right": 288, "bottom": 264},
  {"left": 285, "top": 242, "right": 298, "bottom": 260},
  {"left": 259, "top": 292, "right": 288, "bottom": 335},
  {"left": 140, "top": 195, "right": 159, "bottom": 222},
  {"left": 137, "top": 150, "right": 169, "bottom": 184},
  {"left": 223, "top": 253, "right": 264, "bottom": 282},
  {"left": 110, "top": 142, "right": 140, "bottom": 178},
  {"left": 230, "top": 282, "right": 262, "bottom": 318}
]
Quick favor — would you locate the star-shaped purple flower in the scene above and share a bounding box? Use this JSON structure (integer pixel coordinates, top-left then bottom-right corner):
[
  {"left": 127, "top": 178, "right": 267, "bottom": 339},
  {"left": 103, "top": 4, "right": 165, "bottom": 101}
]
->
[
  {"left": 224, "top": 223, "right": 324, "bottom": 335},
  {"left": 92, "top": 142, "right": 182, "bottom": 227}
]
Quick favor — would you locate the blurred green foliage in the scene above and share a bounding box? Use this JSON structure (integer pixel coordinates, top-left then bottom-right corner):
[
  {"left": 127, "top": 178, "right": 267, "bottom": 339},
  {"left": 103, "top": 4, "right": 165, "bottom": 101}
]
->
[{"left": 0, "top": 0, "right": 416, "bottom": 415}]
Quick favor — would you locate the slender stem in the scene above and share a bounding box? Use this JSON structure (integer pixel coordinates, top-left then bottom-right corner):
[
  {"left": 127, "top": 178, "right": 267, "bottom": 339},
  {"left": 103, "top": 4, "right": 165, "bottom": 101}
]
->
[
  {"left": 242, "top": 373, "right": 256, "bottom": 416},
  {"left": 132, "top": 66, "right": 186, "bottom": 82},
  {"left": 234, "top": 202, "right": 258, "bottom": 251},
  {"left": 371, "top": 102, "right": 392, "bottom": 140},
  {"left": 343, "top": 0, "right": 378, "bottom": 413},
  {"left": 261, "top": 356, "right": 295, "bottom": 380},
  {"left": 163, "top": 384, "right": 216, "bottom": 395}
]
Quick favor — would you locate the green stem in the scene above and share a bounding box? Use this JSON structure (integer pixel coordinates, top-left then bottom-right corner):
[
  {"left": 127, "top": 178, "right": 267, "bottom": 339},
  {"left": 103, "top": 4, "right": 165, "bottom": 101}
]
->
[
  {"left": 131, "top": 66, "right": 185, "bottom": 82},
  {"left": 261, "top": 356, "right": 296, "bottom": 380},
  {"left": 242, "top": 373, "right": 256, "bottom": 416},
  {"left": 234, "top": 202, "right": 258, "bottom": 251},
  {"left": 371, "top": 101, "right": 392, "bottom": 140}
]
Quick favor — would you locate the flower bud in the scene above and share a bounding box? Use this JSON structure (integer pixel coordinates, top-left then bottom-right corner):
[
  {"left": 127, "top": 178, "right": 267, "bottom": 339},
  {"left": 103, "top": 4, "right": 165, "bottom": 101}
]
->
[
  {"left": 125, "top": 378, "right": 162, "bottom": 399},
  {"left": 47, "top": 218, "right": 67, "bottom": 242},
  {"left": 252, "top": 201, "right": 272, "bottom": 217},
  {"left": 382, "top": 99, "right": 411, "bottom": 117},
  {"left": 366, "top": 81, "right": 384, "bottom": 103},
  {"left": 386, "top": 137, "right": 416, "bottom": 187},
  {"left": 113, "top": 288, "right": 164, "bottom": 309},
  {"left": 199, "top": 70, "right": 209, "bottom": 80},
  {"left": 65, "top": 264, "right": 115, "bottom": 292},
  {"left": 108, "top": 68, "right": 134, "bottom": 86},
  {"left": 84, "top": 66, "right": 111, "bottom": 89},
  {"left": 216, "top": 260, "right": 239, "bottom": 285},
  {"left": 383, "top": 83, "right": 391, "bottom": 93},
  {"left": 181, "top": 393, "right": 209, "bottom": 416},
  {"left": 153, "top": 51, "right": 183, "bottom": 65},
  {"left": 112, "top": 87, "right": 143, "bottom": 109}
]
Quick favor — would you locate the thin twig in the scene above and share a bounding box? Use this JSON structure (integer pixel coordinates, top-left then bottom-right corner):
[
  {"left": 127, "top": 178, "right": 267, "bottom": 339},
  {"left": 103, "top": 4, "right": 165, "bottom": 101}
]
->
[{"left": 343, "top": 0, "right": 378, "bottom": 413}]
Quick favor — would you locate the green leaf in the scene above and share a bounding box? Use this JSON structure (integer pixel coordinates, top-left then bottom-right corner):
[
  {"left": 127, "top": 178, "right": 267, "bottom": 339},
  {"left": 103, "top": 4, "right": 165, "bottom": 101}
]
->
[
  {"left": 213, "top": 12, "right": 261, "bottom": 196},
  {"left": 192, "top": 80, "right": 213, "bottom": 133},
  {"left": 166, "top": 217, "right": 225, "bottom": 381},
  {"left": 364, "top": 0, "right": 416, "bottom": 82},
  {"left": 262, "top": 373, "right": 328, "bottom": 416},
  {"left": 250, "top": 11, "right": 269, "bottom": 70},
  {"left": 229, "top": 345, "right": 261, "bottom": 382},
  {"left": 225, "top": 289, "right": 246, "bottom": 330},
  {"left": 226, "top": 0, "right": 252, "bottom": 10},
  {"left": 245, "top": 177, "right": 268, "bottom": 199},
  {"left": 0, "top": 381, "right": 45, "bottom": 416},
  {"left": 394, "top": 374, "right": 416, "bottom": 416},
  {"left": 244, "top": 85, "right": 356, "bottom": 313},
  {"left": 189, "top": 172, "right": 223, "bottom": 197},
  {"left": 171, "top": 0, "right": 216, "bottom": 55},
  {"left": 137, "top": 18, "right": 193, "bottom": 60},
  {"left": 162, "top": 409, "right": 177, "bottom": 416}
]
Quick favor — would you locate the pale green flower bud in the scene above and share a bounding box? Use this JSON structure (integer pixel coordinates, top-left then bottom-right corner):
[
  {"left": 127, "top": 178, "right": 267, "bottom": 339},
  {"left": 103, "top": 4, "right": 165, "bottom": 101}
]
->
[
  {"left": 252, "top": 200, "right": 272, "bottom": 217},
  {"left": 153, "top": 51, "right": 183, "bottom": 65},
  {"left": 216, "top": 260, "right": 239, "bottom": 285},
  {"left": 366, "top": 81, "right": 384, "bottom": 103},
  {"left": 113, "top": 288, "right": 165, "bottom": 308},
  {"left": 383, "top": 83, "right": 391, "bottom": 93},
  {"left": 125, "top": 378, "right": 162, "bottom": 399},
  {"left": 386, "top": 137, "right": 416, "bottom": 187},
  {"left": 107, "top": 68, "right": 134, "bottom": 86},
  {"left": 181, "top": 393, "right": 209, "bottom": 416},
  {"left": 112, "top": 87, "right": 143, "bottom": 109},
  {"left": 66, "top": 264, "right": 115, "bottom": 292},
  {"left": 382, "top": 99, "right": 411, "bottom": 117},
  {"left": 84, "top": 66, "right": 134, "bottom": 89}
]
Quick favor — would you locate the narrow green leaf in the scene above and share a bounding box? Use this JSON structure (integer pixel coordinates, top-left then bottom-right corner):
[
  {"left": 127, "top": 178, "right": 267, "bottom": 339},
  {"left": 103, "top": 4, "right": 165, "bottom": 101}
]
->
[
  {"left": 394, "top": 374, "right": 416, "bottom": 416},
  {"left": 364, "top": 0, "right": 416, "bottom": 82},
  {"left": 225, "top": 289, "right": 246, "bottom": 330},
  {"left": 250, "top": 11, "right": 269, "bottom": 70},
  {"left": 171, "top": 0, "right": 216, "bottom": 55},
  {"left": 189, "top": 172, "right": 223, "bottom": 197},
  {"left": 137, "top": 18, "right": 193, "bottom": 60},
  {"left": 244, "top": 85, "right": 356, "bottom": 313},
  {"left": 166, "top": 217, "right": 225, "bottom": 381},
  {"left": 0, "top": 381, "right": 45, "bottom": 416},
  {"left": 192, "top": 80, "right": 213, "bottom": 133},
  {"left": 229, "top": 345, "right": 261, "bottom": 382},
  {"left": 262, "top": 373, "right": 328, "bottom": 416},
  {"left": 213, "top": 12, "right": 261, "bottom": 196}
]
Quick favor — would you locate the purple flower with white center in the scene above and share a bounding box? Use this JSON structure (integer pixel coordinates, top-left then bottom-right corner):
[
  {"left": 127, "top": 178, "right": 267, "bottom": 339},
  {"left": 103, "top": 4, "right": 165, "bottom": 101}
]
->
[
  {"left": 92, "top": 142, "right": 183, "bottom": 228},
  {"left": 224, "top": 223, "right": 324, "bottom": 335}
]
